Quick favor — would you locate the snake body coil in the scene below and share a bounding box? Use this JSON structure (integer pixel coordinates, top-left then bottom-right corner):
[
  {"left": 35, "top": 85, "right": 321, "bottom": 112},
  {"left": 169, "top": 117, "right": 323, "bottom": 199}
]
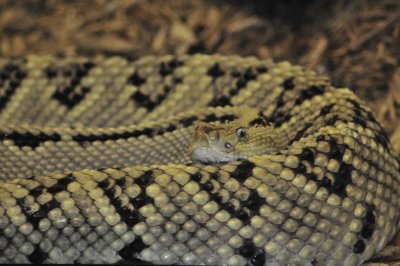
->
[{"left": 0, "top": 54, "right": 399, "bottom": 265}]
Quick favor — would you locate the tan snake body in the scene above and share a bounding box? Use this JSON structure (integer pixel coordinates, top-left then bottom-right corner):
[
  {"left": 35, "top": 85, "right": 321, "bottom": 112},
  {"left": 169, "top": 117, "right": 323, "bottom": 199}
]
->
[{"left": 0, "top": 54, "right": 399, "bottom": 265}]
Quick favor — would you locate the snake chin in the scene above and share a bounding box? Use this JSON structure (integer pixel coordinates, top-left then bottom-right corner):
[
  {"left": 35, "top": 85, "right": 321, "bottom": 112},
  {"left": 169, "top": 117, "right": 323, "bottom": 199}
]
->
[{"left": 191, "top": 146, "right": 246, "bottom": 163}]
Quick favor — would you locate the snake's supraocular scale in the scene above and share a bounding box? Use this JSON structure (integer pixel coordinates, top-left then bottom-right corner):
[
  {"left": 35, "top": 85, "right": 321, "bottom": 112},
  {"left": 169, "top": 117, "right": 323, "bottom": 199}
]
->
[{"left": 0, "top": 54, "right": 399, "bottom": 265}]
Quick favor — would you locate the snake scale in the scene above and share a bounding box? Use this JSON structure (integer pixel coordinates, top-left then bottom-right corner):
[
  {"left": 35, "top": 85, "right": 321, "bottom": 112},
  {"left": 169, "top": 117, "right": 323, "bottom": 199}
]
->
[{"left": 0, "top": 54, "right": 399, "bottom": 265}]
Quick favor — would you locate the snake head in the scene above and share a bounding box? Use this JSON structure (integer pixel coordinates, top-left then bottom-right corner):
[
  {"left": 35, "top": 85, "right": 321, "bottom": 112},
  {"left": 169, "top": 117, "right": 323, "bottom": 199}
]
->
[
  {"left": 191, "top": 121, "right": 247, "bottom": 163},
  {"left": 191, "top": 117, "right": 280, "bottom": 163}
]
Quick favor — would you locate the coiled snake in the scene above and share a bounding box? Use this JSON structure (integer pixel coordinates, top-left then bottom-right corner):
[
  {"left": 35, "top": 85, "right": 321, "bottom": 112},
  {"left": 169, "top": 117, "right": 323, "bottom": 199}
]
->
[{"left": 0, "top": 54, "right": 399, "bottom": 265}]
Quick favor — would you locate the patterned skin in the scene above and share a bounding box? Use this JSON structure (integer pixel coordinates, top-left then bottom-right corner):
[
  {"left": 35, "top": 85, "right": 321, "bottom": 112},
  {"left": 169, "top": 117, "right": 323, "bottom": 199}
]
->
[{"left": 0, "top": 54, "right": 399, "bottom": 265}]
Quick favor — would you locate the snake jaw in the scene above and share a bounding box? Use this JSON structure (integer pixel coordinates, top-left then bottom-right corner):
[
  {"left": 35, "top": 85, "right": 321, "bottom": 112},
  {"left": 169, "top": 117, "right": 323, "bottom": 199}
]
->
[{"left": 191, "top": 145, "right": 246, "bottom": 163}]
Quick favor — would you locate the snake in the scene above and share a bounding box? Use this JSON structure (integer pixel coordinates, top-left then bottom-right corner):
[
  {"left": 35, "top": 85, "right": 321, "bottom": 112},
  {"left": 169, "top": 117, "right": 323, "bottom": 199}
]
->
[{"left": 0, "top": 54, "right": 399, "bottom": 265}]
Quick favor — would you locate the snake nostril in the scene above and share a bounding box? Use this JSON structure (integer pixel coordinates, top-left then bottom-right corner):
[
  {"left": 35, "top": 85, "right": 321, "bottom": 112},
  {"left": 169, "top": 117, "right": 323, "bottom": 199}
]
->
[{"left": 224, "top": 142, "right": 232, "bottom": 149}]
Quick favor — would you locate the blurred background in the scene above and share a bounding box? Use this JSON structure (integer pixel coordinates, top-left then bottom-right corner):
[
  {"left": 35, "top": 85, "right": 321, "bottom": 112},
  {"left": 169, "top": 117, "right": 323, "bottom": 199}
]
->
[{"left": 0, "top": 0, "right": 399, "bottom": 262}]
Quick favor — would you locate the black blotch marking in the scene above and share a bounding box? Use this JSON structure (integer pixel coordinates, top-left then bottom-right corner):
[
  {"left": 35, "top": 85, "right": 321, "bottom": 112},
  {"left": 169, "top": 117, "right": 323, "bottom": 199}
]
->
[
  {"left": 187, "top": 42, "right": 206, "bottom": 55},
  {"left": 159, "top": 60, "right": 183, "bottom": 77},
  {"left": 52, "top": 63, "right": 95, "bottom": 108},
  {"left": 28, "top": 245, "right": 47, "bottom": 264},
  {"left": 269, "top": 112, "right": 291, "bottom": 128},
  {"left": 231, "top": 71, "right": 241, "bottom": 78},
  {"left": 204, "top": 113, "right": 217, "bottom": 122},
  {"left": 257, "top": 66, "right": 268, "bottom": 73},
  {"left": 118, "top": 237, "right": 148, "bottom": 260},
  {"left": 296, "top": 163, "right": 307, "bottom": 175},
  {"left": 190, "top": 173, "right": 203, "bottom": 182},
  {"left": 0, "top": 132, "right": 62, "bottom": 149},
  {"left": 275, "top": 90, "right": 287, "bottom": 109},
  {"left": 207, "top": 63, "right": 225, "bottom": 79},
  {"left": 224, "top": 203, "right": 236, "bottom": 214},
  {"left": 283, "top": 77, "right": 295, "bottom": 90},
  {"left": 165, "top": 124, "right": 177, "bottom": 132},
  {"left": 18, "top": 198, "right": 43, "bottom": 228},
  {"left": 0, "top": 63, "right": 27, "bottom": 111},
  {"left": 127, "top": 72, "right": 146, "bottom": 86},
  {"left": 117, "top": 206, "right": 141, "bottom": 228},
  {"left": 249, "top": 112, "right": 269, "bottom": 126},
  {"left": 29, "top": 186, "right": 44, "bottom": 198},
  {"left": 100, "top": 179, "right": 142, "bottom": 227},
  {"left": 45, "top": 68, "right": 57, "bottom": 79},
  {"left": 231, "top": 160, "right": 255, "bottom": 182},
  {"left": 236, "top": 210, "right": 250, "bottom": 223},
  {"left": 203, "top": 113, "right": 237, "bottom": 124},
  {"left": 239, "top": 241, "right": 256, "bottom": 258},
  {"left": 83, "top": 61, "right": 95, "bottom": 69},
  {"left": 131, "top": 85, "right": 173, "bottom": 111},
  {"left": 131, "top": 91, "right": 152, "bottom": 108},
  {"left": 173, "top": 77, "right": 182, "bottom": 84},
  {"left": 98, "top": 179, "right": 110, "bottom": 189},
  {"left": 236, "top": 78, "right": 247, "bottom": 90},
  {"left": 168, "top": 59, "right": 183, "bottom": 69},
  {"left": 307, "top": 173, "right": 319, "bottom": 182},
  {"left": 42, "top": 198, "right": 60, "bottom": 213},
  {"left": 327, "top": 138, "right": 347, "bottom": 161},
  {"left": 159, "top": 59, "right": 183, "bottom": 76},
  {"left": 294, "top": 85, "right": 326, "bottom": 106},
  {"left": 375, "top": 131, "right": 390, "bottom": 151},
  {"left": 353, "top": 115, "right": 367, "bottom": 128},
  {"left": 299, "top": 148, "right": 315, "bottom": 163},
  {"left": 208, "top": 67, "right": 258, "bottom": 107},
  {"left": 348, "top": 99, "right": 367, "bottom": 127},
  {"left": 219, "top": 114, "right": 237, "bottom": 123},
  {"left": 319, "top": 104, "right": 334, "bottom": 116},
  {"left": 208, "top": 95, "right": 232, "bottom": 107},
  {"left": 361, "top": 205, "right": 376, "bottom": 240},
  {"left": 130, "top": 190, "right": 154, "bottom": 209},
  {"left": 334, "top": 162, "right": 353, "bottom": 196},
  {"left": 210, "top": 193, "right": 223, "bottom": 204},
  {"left": 250, "top": 253, "right": 266, "bottom": 266},
  {"left": 180, "top": 116, "right": 198, "bottom": 127},
  {"left": 53, "top": 86, "right": 91, "bottom": 108},
  {"left": 309, "top": 141, "right": 352, "bottom": 197},
  {"left": 316, "top": 161, "right": 353, "bottom": 198},
  {"left": 47, "top": 176, "right": 74, "bottom": 194},
  {"left": 244, "top": 192, "right": 264, "bottom": 214},
  {"left": 135, "top": 170, "right": 154, "bottom": 187},
  {"left": 243, "top": 68, "right": 257, "bottom": 81},
  {"left": 325, "top": 115, "right": 339, "bottom": 127},
  {"left": 210, "top": 172, "right": 220, "bottom": 180},
  {"left": 366, "top": 109, "right": 380, "bottom": 125},
  {"left": 289, "top": 122, "right": 312, "bottom": 145},
  {"left": 348, "top": 99, "right": 390, "bottom": 149},
  {"left": 201, "top": 181, "right": 214, "bottom": 192},
  {"left": 353, "top": 240, "right": 365, "bottom": 254},
  {"left": 115, "top": 178, "right": 126, "bottom": 187}
]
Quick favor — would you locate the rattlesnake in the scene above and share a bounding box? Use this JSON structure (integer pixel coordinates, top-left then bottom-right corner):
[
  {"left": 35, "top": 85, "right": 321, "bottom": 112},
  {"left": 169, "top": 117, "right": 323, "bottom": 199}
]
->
[{"left": 0, "top": 54, "right": 399, "bottom": 265}]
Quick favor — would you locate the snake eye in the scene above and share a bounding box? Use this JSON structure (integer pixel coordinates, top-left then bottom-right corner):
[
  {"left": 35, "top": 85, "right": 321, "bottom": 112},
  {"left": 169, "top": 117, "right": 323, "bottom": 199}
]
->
[
  {"left": 224, "top": 142, "right": 233, "bottom": 149},
  {"left": 236, "top": 127, "right": 247, "bottom": 141}
]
